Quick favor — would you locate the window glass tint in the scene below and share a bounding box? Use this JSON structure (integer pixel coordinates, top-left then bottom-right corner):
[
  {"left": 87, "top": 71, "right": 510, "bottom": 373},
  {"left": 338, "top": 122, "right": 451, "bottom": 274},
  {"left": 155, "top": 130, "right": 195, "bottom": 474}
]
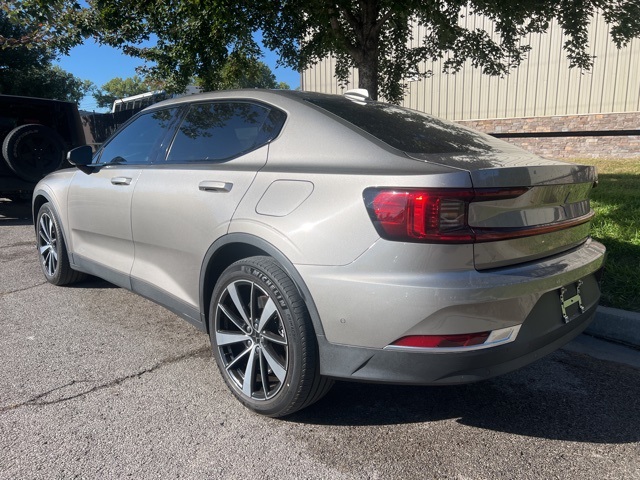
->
[
  {"left": 97, "top": 108, "right": 177, "bottom": 164},
  {"left": 167, "top": 102, "right": 271, "bottom": 163},
  {"left": 304, "top": 95, "right": 499, "bottom": 155}
]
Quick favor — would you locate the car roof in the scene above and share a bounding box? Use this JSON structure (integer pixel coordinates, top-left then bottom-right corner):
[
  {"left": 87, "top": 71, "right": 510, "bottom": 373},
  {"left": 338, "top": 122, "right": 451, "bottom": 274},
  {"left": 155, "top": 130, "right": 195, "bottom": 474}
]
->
[{"left": 146, "top": 89, "right": 346, "bottom": 111}]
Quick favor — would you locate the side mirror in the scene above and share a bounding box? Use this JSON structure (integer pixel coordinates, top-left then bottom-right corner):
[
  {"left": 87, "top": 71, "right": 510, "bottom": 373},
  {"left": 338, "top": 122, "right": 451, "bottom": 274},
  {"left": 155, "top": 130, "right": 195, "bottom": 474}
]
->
[{"left": 67, "top": 145, "right": 94, "bottom": 166}]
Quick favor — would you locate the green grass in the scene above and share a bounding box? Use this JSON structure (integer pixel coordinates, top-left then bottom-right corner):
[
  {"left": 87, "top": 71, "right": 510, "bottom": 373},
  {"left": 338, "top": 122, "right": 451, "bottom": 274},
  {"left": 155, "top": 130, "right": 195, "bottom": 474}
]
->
[{"left": 569, "top": 158, "right": 640, "bottom": 312}]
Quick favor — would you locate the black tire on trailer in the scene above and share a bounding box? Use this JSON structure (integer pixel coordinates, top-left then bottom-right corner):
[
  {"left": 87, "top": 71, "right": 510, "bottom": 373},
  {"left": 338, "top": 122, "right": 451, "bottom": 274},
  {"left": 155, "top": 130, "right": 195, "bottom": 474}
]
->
[
  {"left": 2, "top": 124, "right": 65, "bottom": 182},
  {"left": 209, "top": 256, "right": 333, "bottom": 417}
]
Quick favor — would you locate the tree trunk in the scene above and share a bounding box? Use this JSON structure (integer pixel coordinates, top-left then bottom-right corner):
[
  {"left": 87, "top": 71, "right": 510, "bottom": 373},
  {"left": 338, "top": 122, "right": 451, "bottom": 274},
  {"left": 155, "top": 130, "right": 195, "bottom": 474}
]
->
[
  {"left": 328, "top": 1, "right": 382, "bottom": 100},
  {"left": 358, "top": 50, "right": 379, "bottom": 100}
]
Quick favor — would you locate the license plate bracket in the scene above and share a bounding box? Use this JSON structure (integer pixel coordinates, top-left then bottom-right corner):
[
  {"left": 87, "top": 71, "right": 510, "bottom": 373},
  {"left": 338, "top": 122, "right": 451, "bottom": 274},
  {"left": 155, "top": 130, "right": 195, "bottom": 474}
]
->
[{"left": 559, "top": 280, "right": 585, "bottom": 323}]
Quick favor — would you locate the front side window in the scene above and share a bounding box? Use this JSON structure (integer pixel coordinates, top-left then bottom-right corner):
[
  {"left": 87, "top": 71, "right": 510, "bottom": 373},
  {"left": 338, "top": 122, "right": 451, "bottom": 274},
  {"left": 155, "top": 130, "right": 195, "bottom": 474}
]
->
[
  {"left": 96, "top": 108, "right": 178, "bottom": 165},
  {"left": 167, "top": 102, "right": 275, "bottom": 163}
]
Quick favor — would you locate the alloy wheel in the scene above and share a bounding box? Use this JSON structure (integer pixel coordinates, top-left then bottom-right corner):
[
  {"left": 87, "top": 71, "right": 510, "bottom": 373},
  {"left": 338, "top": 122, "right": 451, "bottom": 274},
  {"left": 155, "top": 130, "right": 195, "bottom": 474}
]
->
[
  {"left": 38, "top": 212, "right": 58, "bottom": 277},
  {"left": 215, "top": 279, "right": 289, "bottom": 401}
]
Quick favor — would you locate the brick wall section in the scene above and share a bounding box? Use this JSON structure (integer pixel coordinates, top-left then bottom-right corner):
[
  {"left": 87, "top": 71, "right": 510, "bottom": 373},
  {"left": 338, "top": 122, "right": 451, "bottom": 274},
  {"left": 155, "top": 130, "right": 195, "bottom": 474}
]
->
[{"left": 458, "top": 112, "right": 640, "bottom": 159}]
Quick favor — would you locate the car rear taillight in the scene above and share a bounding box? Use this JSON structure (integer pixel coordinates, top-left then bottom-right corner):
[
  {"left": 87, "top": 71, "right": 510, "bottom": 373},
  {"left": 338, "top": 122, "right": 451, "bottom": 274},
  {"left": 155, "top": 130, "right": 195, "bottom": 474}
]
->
[
  {"left": 364, "top": 187, "right": 530, "bottom": 243},
  {"left": 364, "top": 189, "right": 475, "bottom": 243}
]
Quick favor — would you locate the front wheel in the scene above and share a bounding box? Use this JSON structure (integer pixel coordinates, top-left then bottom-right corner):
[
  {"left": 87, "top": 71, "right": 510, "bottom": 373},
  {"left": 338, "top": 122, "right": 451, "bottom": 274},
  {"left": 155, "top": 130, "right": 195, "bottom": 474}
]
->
[
  {"left": 36, "top": 203, "right": 85, "bottom": 285},
  {"left": 209, "top": 256, "right": 332, "bottom": 417}
]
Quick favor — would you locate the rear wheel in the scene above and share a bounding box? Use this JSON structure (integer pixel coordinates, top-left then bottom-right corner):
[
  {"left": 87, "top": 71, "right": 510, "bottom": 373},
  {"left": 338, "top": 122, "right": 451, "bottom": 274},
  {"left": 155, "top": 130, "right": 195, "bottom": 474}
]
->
[
  {"left": 36, "top": 203, "right": 85, "bottom": 285},
  {"left": 209, "top": 256, "right": 332, "bottom": 417}
]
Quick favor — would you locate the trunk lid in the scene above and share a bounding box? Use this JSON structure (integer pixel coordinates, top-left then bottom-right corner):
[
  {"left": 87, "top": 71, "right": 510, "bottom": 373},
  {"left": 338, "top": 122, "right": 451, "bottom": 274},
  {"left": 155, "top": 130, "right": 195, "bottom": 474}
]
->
[{"left": 410, "top": 151, "right": 598, "bottom": 270}]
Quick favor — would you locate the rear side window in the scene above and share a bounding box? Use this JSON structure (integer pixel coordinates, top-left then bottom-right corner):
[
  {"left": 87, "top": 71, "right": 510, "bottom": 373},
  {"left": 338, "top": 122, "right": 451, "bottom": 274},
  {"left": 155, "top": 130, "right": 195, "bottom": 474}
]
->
[
  {"left": 304, "top": 94, "right": 499, "bottom": 155},
  {"left": 96, "top": 108, "right": 178, "bottom": 165},
  {"left": 166, "top": 102, "right": 282, "bottom": 163}
]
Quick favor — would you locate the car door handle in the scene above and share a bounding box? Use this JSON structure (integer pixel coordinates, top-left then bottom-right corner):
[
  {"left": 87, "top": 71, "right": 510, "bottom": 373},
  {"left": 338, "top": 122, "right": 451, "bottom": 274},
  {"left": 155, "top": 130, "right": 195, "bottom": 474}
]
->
[
  {"left": 111, "top": 177, "right": 132, "bottom": 186},
  {"left": 199, "top": 181, "right": 233, "bottom": 192}
]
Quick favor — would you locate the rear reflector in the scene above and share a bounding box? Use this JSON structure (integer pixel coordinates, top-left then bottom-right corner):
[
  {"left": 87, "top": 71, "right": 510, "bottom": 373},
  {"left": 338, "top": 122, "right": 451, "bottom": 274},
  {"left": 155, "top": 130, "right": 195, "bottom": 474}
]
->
[
  {"left": 392, "top": 332, "right": 490, "bottom": 348},
  {"left": 387, "top": 325, "right": 522, "bottom": 352}
]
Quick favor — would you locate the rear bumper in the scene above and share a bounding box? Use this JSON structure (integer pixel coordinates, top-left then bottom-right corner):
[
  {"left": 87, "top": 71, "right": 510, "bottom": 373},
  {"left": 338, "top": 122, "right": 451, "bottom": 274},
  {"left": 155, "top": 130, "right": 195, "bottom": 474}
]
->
[
  {"left": 318, "top": 286, "right": 599, "bottom": 385},
  {"left": 301, "top": 238, "right": 606, "bottom": 349}
]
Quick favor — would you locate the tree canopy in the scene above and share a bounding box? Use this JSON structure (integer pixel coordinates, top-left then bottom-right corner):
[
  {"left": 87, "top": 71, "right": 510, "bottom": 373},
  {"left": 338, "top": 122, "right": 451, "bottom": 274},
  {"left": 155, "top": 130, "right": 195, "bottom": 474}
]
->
[
  {"left": 2, "top": 0, "right": 639, "bottom": 102},
  {"left": 261, "top": 0, "right": 640, "bottom": 102},
  {"left": 93, "top": 59, "right": 289, "bottom": 111},
  {"left": 0, "top": 10, "right": 92, "bottom": 103},
  {"left": 92, "top": 75, "right": 152, "bottom": 109},
  {"left": 200, "top": 54, "right": 290, "bottom": 91}
]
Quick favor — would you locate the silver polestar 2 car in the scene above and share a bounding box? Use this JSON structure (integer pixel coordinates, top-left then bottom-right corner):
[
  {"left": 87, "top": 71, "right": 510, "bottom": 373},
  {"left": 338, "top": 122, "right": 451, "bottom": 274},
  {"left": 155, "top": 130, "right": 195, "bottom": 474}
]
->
[{"left": 33, "top": 89, "right": 606, "bottom": 417}]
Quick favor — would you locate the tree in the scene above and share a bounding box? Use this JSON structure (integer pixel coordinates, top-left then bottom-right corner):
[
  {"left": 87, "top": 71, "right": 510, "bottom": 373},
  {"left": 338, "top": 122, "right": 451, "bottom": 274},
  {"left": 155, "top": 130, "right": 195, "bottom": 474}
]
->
[
  {"left": 198, "top": 53, "right": 290, "bottom": 91},
  {"left": 258, "top": 0, "right": 640, "bottom": 102},
  {"left": 3, "top": 65, "right": 93, "bottom": 104},
  {"left": 0, "top": 9, "right": 91, "bottom": 103},
  {"left": 93, "top": 75, "right": 152, "bottom": 109},
  {"left": 3, "top": 0, "right": 640, "bottom": 102}
]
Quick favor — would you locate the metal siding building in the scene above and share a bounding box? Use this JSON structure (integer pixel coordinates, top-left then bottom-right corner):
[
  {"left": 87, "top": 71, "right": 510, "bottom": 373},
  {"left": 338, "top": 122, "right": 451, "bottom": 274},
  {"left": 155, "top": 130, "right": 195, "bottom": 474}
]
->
[{"left": 301, "top": 10, "right": 640, "bottom": 121}]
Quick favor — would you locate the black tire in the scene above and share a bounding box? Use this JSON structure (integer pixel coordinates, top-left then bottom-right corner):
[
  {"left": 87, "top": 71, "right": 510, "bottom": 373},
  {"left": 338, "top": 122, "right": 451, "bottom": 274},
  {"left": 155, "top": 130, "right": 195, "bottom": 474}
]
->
[
  {"left": 2, "top": 124, "right": 65, "bottom": 182},
  {"left": 36, "top": 203, "right": 86, "bottom": 286},
  {"left": 209, "top": 256, "right": 333, "bottom": 417}
]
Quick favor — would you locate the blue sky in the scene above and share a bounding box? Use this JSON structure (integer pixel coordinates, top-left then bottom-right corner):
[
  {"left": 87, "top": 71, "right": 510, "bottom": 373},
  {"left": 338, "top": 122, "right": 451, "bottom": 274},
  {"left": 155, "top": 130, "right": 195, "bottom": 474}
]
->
[{"left": 55, "top": 38, "right": 301, "bottom": 112}]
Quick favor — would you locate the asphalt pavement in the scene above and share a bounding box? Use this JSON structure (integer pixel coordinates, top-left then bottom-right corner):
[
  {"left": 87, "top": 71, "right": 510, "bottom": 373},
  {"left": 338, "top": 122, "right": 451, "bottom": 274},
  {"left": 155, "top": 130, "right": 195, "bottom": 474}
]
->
[{"left": 2, "top": 198, "right": 639, "bottom": 479}]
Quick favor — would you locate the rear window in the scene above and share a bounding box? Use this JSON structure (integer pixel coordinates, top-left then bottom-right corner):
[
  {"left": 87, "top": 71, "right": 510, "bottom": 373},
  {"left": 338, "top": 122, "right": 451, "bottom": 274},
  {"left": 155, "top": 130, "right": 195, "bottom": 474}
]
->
[{"left": 304, "top": 95, "right": 498, "bottom": 155}]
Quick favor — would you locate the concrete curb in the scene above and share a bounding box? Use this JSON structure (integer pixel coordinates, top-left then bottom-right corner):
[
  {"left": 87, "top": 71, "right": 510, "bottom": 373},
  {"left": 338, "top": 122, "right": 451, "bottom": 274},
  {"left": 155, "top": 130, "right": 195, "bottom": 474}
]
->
[{"left": 585, "top": 306, "right": 640, "bottom": 349}]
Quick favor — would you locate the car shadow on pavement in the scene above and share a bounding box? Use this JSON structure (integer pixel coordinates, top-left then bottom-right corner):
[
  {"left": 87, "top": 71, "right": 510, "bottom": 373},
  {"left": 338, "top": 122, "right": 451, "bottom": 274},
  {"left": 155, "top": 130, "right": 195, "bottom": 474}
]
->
[
  {"left": 0, "top": 199, "right": 33, "bottom": 226},
  {"left": 66, "top": 278, "right": 120, "bottom": 289},
  {"left": 288, "top": 349, "right": 640, "bottom": 444}
]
